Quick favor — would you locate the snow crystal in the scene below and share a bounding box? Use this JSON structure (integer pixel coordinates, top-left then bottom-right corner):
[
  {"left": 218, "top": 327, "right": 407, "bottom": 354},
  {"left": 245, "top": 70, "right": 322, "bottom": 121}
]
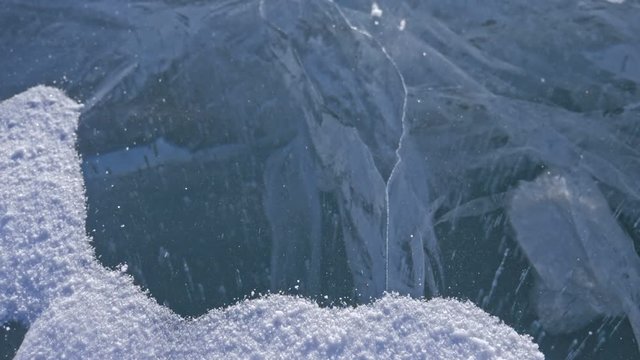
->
[
  {"left": 0, "top": 87, "right": 543, "bottom": 359},
  {"left": 398, "top": 19, "right": 406, "bottom": 31},
  {"left": 370, "top": 3, "right": 383, "bottom": 18}
]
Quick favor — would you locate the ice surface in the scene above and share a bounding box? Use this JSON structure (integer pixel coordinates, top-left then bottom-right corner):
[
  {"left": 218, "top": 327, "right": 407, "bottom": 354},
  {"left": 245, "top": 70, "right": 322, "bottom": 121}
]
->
[
  {"left": 0, "top": 87, "right": 542, "bottom": 359},
  {"left": 510, "top": 171, "right": 640, "bottom": 339},
  {"left": 2, "top": 0, "right": 640, "bottom": 357}
]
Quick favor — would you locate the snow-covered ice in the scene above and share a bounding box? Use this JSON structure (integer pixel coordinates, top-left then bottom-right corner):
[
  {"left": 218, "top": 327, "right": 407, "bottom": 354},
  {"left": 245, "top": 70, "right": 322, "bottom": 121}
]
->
[
  {"left": 0, "top": 87, "right": 543, "bottom": 358},
  {"left": 3, "top": 0, "right": 639, "bottom": 357}
]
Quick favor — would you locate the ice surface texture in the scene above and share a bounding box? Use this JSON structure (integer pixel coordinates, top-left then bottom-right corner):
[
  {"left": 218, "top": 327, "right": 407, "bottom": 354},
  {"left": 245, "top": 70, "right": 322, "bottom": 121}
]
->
[
  {"left": 2, "top": 0, "right": 640, "bottom": 357},
  {"left": 0, "top": 87, "right": 542, "bottom": 359},
  {"left": 510, "top": 172, "right": 640, "bottom": 338}
]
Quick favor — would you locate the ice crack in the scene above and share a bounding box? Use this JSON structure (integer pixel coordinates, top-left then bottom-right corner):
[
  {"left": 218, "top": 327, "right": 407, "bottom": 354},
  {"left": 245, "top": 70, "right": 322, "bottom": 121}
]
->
[{"left": 328, "top": 1, "right": 408, "bottom": 292}]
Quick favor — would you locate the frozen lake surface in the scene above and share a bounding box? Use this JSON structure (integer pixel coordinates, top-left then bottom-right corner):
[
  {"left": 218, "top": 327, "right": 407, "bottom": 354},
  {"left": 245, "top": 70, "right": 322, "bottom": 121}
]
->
[{"left": 1, "top": 1, "right": 640, "bottom": 358}]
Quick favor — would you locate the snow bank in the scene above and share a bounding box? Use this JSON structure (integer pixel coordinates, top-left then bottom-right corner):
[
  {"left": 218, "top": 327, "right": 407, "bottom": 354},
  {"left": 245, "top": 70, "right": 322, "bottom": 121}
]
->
[
  {"left": 0, "top": 86, "right": 90, "bottom": 324},
  {"left": 0, "top": 87, "right": 543, "bottom": 359}
]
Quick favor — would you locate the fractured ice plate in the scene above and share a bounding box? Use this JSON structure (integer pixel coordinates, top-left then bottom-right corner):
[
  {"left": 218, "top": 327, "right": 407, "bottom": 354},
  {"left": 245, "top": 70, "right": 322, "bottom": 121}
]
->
[{"left": 509, "top": 170, "right": 640, "bottom": 346}]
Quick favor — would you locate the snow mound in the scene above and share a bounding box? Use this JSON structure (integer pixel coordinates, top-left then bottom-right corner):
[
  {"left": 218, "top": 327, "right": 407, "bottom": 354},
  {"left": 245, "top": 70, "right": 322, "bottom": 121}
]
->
[
  {"left": 0, "top": 86, "right": 89, "bottom": 324},
  {"left": 0, "top": 87, "right": 543, "bottom": 359}
]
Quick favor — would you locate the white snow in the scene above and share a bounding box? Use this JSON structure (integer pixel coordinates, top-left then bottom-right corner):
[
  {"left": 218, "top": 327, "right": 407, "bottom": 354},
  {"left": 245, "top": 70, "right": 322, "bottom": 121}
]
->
[
  {"left": 398, "top": 19, "right": 406, "bottom": 31},
  {"left": 0, "top": 86, "right": 90, "bottom": 324},
  {"left": 370, "top": 3, "right": 383, "bottom": 18},
  {"left": 0, "top": 86, "right": 543, "bottom": 359}
]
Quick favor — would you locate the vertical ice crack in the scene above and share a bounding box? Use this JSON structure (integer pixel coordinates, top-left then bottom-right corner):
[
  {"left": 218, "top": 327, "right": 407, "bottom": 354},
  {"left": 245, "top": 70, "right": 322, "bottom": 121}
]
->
[
  {"left": 328, "top": 1, "right": 408, "bottom": 292},
  {"left": 258, "top": 0, "right": 266, "bottom": 19},
  {"left": 84, "top": 61, "right": 138, "bottom": 112},
  {"left": 382, "top": 49, "right": 408, "bottom": 292},
  {"left": 483, "top": 248, "right": 509, "bottom": 308}
]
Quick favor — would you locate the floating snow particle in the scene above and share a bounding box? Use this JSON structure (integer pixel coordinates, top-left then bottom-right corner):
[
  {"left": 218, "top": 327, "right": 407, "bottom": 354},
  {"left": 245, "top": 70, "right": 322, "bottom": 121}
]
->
[
  {"left": 371, "top": 3, "right": 383, "bottom": 18},
  {"left": 398, "top": 19, "right": 406, "bottom": 31}
]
